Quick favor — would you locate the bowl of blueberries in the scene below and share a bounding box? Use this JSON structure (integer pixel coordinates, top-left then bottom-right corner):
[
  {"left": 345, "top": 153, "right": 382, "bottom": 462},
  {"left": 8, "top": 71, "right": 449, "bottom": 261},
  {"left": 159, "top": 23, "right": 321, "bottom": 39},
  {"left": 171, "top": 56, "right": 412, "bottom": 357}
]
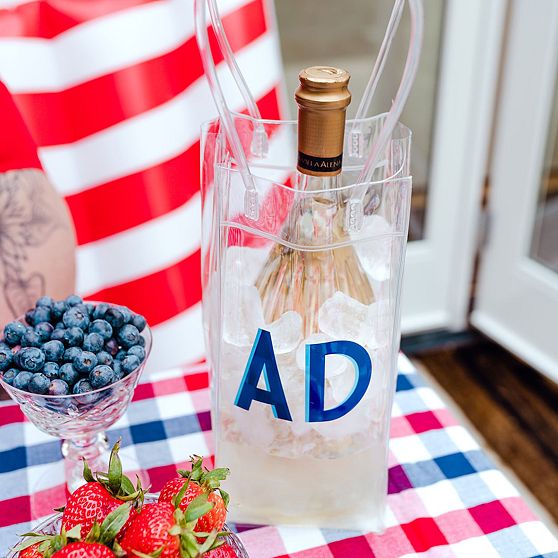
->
[{"left": 0, "top": 294, "right": 151, "bottom": 493}]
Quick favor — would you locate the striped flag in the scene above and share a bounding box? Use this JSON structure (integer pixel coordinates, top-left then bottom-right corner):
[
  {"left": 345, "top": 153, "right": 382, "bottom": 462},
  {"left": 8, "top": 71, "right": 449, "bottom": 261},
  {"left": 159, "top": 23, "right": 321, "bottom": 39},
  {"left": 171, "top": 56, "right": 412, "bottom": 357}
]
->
[{"left": 0, "top": 0, "right": 286, "bottom": 372}]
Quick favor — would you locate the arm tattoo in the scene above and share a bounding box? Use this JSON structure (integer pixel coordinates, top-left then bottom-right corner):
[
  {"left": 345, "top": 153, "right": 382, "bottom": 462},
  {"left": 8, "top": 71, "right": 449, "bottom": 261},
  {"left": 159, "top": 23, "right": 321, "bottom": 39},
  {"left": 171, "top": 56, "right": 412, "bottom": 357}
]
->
[{"left": 0, "top": 169, "right": 62, "bottom": 317}]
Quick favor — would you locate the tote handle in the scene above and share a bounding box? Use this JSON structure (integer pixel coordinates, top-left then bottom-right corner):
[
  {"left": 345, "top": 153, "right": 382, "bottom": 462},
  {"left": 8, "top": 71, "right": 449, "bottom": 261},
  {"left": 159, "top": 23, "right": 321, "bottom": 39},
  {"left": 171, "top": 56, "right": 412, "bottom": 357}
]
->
[
  {"left": 346, "top": 0, "right": 424, "bottom": 232},
  {"left": 195, "top": 0, "right": 260, "bottom": 220}
]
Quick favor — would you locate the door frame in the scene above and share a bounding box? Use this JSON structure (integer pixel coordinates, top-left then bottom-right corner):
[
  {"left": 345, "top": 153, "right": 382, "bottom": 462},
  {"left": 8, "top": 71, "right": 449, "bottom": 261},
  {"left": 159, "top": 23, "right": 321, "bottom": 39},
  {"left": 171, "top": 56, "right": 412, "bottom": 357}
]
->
[{"left": 401, "top": 0, "right": 507, "bottom": 333}]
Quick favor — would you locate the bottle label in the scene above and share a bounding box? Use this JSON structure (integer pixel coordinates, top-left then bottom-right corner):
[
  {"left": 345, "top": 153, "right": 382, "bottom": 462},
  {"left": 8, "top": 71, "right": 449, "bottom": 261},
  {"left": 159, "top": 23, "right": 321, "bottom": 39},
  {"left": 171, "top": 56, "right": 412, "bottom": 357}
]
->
[{"left": 298, "top": 152, "right": 342, "bottom": 174}]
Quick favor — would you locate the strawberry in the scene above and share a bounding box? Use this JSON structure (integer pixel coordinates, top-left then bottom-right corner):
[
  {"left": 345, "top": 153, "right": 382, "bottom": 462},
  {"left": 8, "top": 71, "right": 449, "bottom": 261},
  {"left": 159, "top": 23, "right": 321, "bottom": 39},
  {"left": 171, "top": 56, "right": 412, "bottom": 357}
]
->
[
  {"left": 196, "top": 492, "right": 227, "bottom": 535},
  {"left": 61, "top": 441, "right": 143, "bottom": 537},
  {"left": 14, "top": 525, "right": 82, "bottom": 558},
  {"left": 16, "top": 503, "right": 131, "bottom": 558},
  {"left": 52, "top": 543, "right": 115, "bottom": 557},
  {"left": 122, "top": 486, "right": 230, "bottom": 558},
  {"left": 18, "top": 543, "right": 44, "bottom": 558},
  {"left": 159, "top": 456, "right": 229, "bottom": 535},
  {"left": 205, "top": 543, "right": 237, "bottom": 557},
  {"left": 62, "top": 483, "right": 123, "bottom": 536},
  {"left": 120, "top": 502, "right": 179, "bottom": 558},
  {"left": 159, "top": 476, "right": 204, "bottom": 511}
]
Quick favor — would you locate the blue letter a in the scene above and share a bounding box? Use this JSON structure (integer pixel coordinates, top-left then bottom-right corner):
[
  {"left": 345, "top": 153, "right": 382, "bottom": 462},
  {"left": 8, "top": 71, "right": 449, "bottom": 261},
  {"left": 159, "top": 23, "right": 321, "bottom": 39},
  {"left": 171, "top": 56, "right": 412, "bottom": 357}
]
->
[
  {"left": 234, "top": 329, "right": 292, "bottom": 421},
  {"left": 306, "top": 340, "right": 372, "bottom": 422}
]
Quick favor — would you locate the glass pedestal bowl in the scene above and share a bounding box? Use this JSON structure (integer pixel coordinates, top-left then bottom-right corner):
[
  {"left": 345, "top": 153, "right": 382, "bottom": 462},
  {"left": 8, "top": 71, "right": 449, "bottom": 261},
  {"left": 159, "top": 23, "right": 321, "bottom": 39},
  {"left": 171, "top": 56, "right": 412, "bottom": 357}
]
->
[
  {"left": 6, "top": 494, "right": 249, "bottom": 558},
  {"left": 0, "top": 315, "right": 152, "bottom": 514}
]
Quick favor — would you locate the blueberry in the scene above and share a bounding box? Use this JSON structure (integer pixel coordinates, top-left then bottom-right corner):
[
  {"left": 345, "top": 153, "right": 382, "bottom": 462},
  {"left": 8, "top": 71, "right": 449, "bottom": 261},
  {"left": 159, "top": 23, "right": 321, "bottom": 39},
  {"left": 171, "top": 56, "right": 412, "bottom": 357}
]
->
[
  {"left": 59, "top": 363, "right": 79, "bottom": 386},
  {"left": 117, "top": 324, "right": 140, "bottom": 349},
  {"left": 21, "top": 328, "right": 42, "bottom": 348},
  {"left": 73, "top": 378, "right": 93, "bottom": 394},
  {"left": 43, "top": 362, "right": 60, "bottom": 380},
  {"left": 74, "top": 351, "right": 98, "bottom": 374},
  {"left": 64, "top": 327, "right": 84, "bottom": 347},
  {"left": 35, "top": 322, "right": 54, "bottom": 342},
  {"left": 3, "top": 321, "right": 26, "bottom": 346},
  {"left": 89, "top": 319, "right": 113, "bottom": 341},
  {"left": 51, "top": 301, "right": 67, "bottom": 321},
  {"left": 131, "top": 314, "right": 147, "bottom": 332},
  {"left": 104, "top": 307, "right": 125, "bottom": 329},
  {"left": 115, "top": 350, "right": 127, "bottom": 361},
  {"left": 92, "top": 303, "right": 109, "bottom": 320},
  {"left": 55, "top": 322, "right": 65, "bottom": 330},
  {"left": 25, "top": 309, "right": 35, "bottom": 326},
  {"left": 48, "top": 379, "right": 69, "bottom": 396},
  {"left": 127, "top": 345, "right": 146, "bottom": 363},
  {"left": 36, "top": 296, "right": 54, "bottom": 308},
  {"left": 13, "top": 371, "right": 33, "bottom": 390},
  {"left": 28, "top": 373, "right": 50, "bottom": 394},
  {"left": 65, "top": 294, "right": 83, "bottom": 307},
  {"left": 0, "top": 345, "right": 13, "bottom": 371},
  {"left": 50, "top": 329, "right": 66, "bottom": 343},
  {"left": 2, "top": 368, "right": 19, "bottom": 386},
  {"left": 85, "top": 303, "right": 95, "bottom": 316},
  {"left": 112, "top": 360, "right": 123, "bottom": 380},
  {"left": 137, "top": 335, "right": 146, "bottom": 348},
  {"left": 96, "top": 351, "right": 113, "bottom": 366},
  {"left": 42, "top": 340, "right": 65, "bottom": 362},
  {"left": 18, "top": 347, "right": 46, "bottom": 372},
  {"left": 63, "top": 306, "right": 90, "bottom": 330},
  {"left": 64, "top": 347, "right": 82, "bottom": 363},
  {"left": 119, "top": 306, "right": 133, "bottom": 325},
  {"left": 89, "top": 365, "right": 114, "bottom": 389},
  {"left": 104, "top": 338, "right": 119, "bottom": 356},
  {"left": 121, "top": 355, "right": 141, "bottom": 376},
  {"left": 83, "top": 333, "right": 104, "bottom": 353},
  {"left": 32, "top": 306, "right": 52, "bottom": 325}
]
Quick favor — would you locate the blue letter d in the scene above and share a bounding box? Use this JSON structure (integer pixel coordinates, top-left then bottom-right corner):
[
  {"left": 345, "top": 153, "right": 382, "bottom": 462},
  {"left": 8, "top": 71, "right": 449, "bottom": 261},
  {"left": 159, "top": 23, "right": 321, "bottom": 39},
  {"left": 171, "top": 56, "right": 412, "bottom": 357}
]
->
[{"left": 306, "top": 340, "right": 372, "bottom": 422}]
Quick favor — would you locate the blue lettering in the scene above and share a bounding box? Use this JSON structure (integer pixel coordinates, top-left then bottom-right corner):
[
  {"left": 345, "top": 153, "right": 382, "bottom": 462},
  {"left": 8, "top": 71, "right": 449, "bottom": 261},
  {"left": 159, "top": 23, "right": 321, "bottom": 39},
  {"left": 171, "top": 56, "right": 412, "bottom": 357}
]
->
[{"left": 234, "top": 328, "right": 292, "bottom": 421}]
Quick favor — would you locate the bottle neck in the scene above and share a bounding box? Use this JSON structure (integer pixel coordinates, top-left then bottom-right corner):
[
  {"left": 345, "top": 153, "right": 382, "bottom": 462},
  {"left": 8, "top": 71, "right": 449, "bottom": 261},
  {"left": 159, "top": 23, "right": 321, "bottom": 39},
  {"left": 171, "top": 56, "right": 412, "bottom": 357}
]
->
[{"left": 295, "top": 170, "right": 342, "bottom": 192}]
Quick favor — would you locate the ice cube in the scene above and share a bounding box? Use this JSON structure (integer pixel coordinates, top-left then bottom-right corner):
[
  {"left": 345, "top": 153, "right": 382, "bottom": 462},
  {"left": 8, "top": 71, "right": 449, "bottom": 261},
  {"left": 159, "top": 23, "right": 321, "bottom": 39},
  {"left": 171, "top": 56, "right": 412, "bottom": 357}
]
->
[
  {"left": 225, "top": 246, "right": 269, "bottom": 286},
  {"left": 223, "top": 284, "right": 265, "bottom": 347},
  {"left": 295, "top": 333, "right": 347, "bottom": 378},
  {"left": 318, "top": 291, "right": 372, "bottom": 346},
  {"left": 354, "top": 215, "right": 393, "bottom": 281},
  {"left": 267, "top": 311, "right": 303, "bottom": 354}
]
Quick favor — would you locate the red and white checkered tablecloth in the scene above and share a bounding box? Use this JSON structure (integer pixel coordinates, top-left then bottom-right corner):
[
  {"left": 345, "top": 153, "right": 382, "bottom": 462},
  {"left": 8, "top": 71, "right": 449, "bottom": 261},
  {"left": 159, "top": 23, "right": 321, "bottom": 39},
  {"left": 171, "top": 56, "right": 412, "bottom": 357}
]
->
[{"left": 1, "top": 354, "right": 557, "bottom": 557}]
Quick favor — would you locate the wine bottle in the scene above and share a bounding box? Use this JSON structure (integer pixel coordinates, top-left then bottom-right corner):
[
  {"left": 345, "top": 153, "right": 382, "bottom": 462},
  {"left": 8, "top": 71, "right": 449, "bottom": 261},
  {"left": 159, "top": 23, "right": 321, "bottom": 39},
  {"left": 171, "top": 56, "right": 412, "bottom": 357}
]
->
[{"left": 256, "top": 66, "right": 374, "bottom": 336}]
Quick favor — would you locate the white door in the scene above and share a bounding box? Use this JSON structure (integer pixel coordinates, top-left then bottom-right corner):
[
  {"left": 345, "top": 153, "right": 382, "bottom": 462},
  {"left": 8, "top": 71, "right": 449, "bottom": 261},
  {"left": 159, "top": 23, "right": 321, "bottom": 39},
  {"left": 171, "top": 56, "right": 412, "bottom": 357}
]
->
[{"left": 471, "top": 0, "right": 558, "bottom": 381}]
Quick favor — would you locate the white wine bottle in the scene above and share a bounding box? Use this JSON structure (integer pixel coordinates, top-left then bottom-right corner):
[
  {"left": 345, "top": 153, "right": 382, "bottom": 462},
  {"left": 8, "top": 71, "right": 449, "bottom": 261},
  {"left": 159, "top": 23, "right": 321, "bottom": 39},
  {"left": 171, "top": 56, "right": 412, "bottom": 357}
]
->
[{"left": 255, "top": 66, "right": 374, "bottom": 336}]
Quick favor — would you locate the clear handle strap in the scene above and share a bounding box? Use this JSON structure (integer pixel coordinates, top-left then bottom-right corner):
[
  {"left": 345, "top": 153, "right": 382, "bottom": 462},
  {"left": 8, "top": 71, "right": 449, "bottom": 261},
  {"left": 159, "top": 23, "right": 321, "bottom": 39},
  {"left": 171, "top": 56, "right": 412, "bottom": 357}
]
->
[{"left": 194, "top": 0, "right": 260, "bottom": 220}]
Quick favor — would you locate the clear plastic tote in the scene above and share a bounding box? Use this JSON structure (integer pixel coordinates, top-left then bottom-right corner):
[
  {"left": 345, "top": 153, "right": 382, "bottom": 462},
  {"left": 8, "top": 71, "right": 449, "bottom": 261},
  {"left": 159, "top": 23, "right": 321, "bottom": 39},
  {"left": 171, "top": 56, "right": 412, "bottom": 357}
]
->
[{"left": 201, "top": 112, "right": 411, "bottom": 530}]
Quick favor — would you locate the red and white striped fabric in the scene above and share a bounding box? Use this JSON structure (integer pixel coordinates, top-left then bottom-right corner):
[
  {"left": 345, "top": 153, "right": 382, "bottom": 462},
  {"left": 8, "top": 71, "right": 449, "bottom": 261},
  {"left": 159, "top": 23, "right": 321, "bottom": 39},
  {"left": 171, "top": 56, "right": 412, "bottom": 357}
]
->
[{"left": 0, "top": 0, "right": 286, "bottom": 372}]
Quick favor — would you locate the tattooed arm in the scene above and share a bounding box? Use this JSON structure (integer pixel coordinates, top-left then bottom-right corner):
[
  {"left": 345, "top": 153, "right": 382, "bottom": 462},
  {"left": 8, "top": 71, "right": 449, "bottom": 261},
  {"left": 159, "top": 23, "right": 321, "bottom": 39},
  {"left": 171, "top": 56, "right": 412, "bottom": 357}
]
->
[{"left": 0, "top": 169, "right": 76, "bottom": 327}]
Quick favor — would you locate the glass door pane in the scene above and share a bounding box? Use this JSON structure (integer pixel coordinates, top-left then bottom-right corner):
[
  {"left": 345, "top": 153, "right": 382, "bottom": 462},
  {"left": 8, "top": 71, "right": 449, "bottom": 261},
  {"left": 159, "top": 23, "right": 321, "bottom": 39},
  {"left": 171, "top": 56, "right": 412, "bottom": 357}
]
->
[
  {"left": 275, "top": 0, "right": 445, "bottom": 240},
  {"left": 531, "top": 73, "right": 558, "bottom": 275}
]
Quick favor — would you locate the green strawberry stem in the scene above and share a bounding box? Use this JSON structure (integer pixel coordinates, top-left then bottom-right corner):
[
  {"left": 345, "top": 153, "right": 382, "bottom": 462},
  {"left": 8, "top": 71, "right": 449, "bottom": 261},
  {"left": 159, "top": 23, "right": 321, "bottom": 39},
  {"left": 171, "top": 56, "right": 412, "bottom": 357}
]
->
[
  {"left": 82, "top": 440, "right": 146, "bottom": 506},
  {"left": 177, "top": 456, "right": 230, "bottom": 509},
  {"left": 13, "top": 525, "right": 82, "bottom": 557}
]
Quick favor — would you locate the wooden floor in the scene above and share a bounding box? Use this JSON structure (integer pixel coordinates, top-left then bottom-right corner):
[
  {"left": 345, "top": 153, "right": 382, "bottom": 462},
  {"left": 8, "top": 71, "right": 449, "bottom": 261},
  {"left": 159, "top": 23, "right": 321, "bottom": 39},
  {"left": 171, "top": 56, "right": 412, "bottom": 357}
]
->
[{"left": 403, "top": 331, "right": 558, "bottom": 524}]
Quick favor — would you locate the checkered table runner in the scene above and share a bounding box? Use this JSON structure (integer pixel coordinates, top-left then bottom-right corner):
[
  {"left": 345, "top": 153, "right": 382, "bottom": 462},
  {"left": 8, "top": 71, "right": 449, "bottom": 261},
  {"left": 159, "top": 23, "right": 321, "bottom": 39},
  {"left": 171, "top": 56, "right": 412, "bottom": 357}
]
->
[{"left": 1, "top": 355, "right": 557, "bottom": 557}]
